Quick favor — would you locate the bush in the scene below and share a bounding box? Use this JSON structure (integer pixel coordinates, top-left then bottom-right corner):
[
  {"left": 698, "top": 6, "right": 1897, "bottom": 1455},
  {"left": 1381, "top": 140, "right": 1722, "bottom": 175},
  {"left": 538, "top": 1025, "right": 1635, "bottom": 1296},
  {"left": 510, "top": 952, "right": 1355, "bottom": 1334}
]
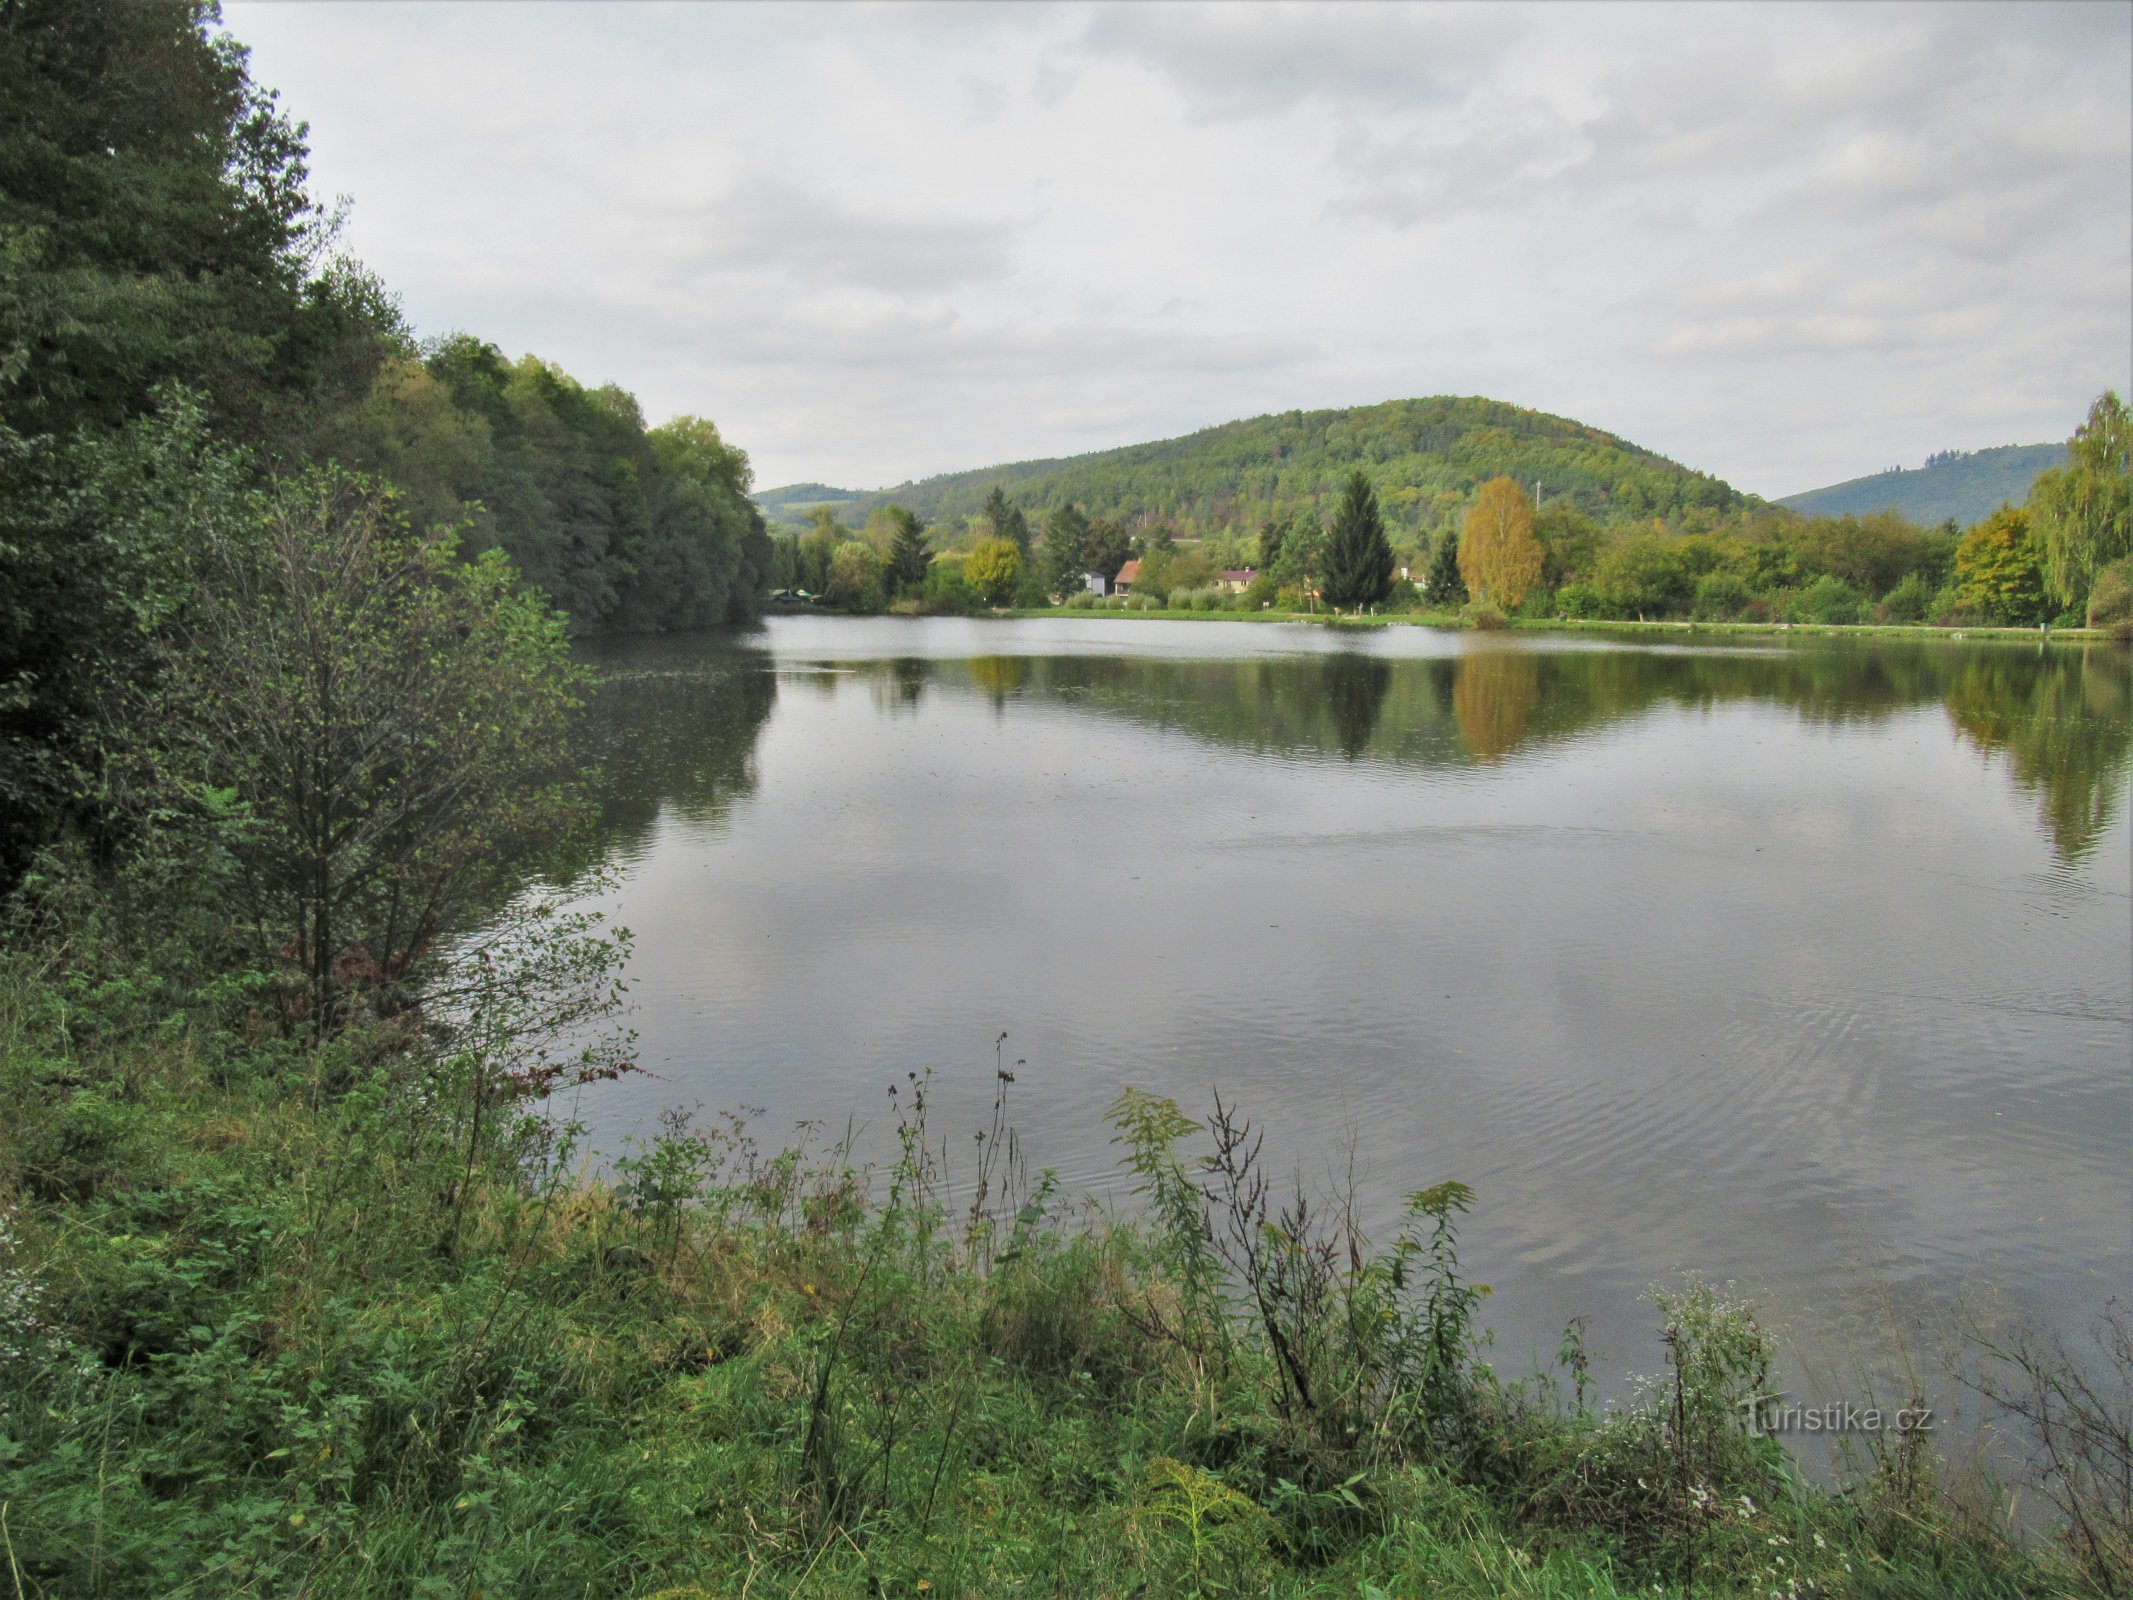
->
[
  {"left": 1555, "top": 581, "right": 1603, "bottom": 619},
  {"left": 1793, "top": 574, "right": 1865, "bottom": 626},
  {"left": 1879, "top": 570, "right": 1935, "bottom": 623},
  {"left": 920, "top": 563, "right": 982, "bottom": 615},
  {"left": 1463, "top": 599, "right": 1508, "bottom": 631},
  {"left": 1064, "top": 590, "right": 1099, "bottom": 610},
  {"left": 1691, "top": 571, "right": 1751, "bottom": 620},
  {"left": 1243, "top": 574, "right": 1280, "bottom": 609}
]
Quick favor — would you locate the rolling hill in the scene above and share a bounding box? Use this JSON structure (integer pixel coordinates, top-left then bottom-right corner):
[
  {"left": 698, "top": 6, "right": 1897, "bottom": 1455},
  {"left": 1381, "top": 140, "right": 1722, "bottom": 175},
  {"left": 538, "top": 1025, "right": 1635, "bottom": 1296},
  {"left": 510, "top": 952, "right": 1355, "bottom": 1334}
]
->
[
  {"left": 757, "top": 396, "right": 1752, "bottom": 539},
  {"left": 1778, "top": 443, "right": 2060, "bottom": 527}
]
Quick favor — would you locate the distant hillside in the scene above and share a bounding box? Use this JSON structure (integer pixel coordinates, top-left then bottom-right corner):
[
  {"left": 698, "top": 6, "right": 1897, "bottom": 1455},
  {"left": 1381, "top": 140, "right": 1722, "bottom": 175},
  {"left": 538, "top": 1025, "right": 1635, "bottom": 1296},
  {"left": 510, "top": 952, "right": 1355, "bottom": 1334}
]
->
[
  {"left": 758, "top": 396, "right": 1750, "bottom": 539},
  {"left": 754, "top": 482, "right": 867, "bottom": 520},
  {"left": 1779, "top": 443, "right": 2061, "bottom": 527}
]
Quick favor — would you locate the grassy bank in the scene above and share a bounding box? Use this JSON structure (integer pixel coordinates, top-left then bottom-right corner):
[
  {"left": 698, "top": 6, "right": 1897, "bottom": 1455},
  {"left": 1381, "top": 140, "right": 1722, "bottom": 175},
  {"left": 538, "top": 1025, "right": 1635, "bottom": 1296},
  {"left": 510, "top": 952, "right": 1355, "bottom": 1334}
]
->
[{"left": 4, "top": 939, "right": 2116, "bottom": 1600}]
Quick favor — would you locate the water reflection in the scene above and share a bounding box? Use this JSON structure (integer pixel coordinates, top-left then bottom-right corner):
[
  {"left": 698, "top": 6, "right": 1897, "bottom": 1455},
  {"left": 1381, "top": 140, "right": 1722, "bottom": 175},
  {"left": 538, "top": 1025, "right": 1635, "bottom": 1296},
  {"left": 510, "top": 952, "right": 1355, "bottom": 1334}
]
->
[
  {"left": 565, "top": 621, "right": 2129, "bottom": 1398},
  {"left": 641, "top": 638, "right": 2125, "bottom": 862},
  {"left": 574, "top": 633, "right": 778, "bottom": 854}
]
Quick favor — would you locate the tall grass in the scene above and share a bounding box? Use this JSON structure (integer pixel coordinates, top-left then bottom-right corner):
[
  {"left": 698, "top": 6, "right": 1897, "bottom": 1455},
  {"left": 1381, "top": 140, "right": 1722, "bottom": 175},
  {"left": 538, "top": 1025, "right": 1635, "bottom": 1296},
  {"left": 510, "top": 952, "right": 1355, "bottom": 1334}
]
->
[{"left": 0, "top": 940, "right": 2116, "bottom": 1598}]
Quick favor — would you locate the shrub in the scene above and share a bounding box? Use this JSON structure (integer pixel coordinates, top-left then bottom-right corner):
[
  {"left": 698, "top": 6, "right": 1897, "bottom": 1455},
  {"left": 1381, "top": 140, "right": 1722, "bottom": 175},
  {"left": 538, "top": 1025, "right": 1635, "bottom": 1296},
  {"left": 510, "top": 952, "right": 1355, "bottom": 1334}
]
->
[
  {"left": 1793, "top": 574, "right": 1865, "bottom": 626},
  {"left": 1879, "top": 570, "right": 1935, "bottom": 622},
  {"left": 1064, "top": 589, "right": 1099, "bottom": 610},
  {"left": 1555, "top": 581, "right": 1603, "bottom": 618},
  {"left": 1691, "top": 571, "right": 1750, "bottom": 620},
  {"left": 1463, "top": 599, "right": 1508, "bottom": 630},
  {"left": 920, "top": 563, "right": 982, "bottom": 615}
]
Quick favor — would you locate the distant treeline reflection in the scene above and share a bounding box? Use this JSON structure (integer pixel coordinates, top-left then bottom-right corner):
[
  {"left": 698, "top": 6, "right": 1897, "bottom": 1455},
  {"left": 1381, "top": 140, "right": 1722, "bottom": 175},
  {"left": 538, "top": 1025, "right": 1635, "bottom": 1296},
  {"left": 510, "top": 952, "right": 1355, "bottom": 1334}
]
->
[{"left": 581, "top": 638, "right": 2130, "bottom": 862}]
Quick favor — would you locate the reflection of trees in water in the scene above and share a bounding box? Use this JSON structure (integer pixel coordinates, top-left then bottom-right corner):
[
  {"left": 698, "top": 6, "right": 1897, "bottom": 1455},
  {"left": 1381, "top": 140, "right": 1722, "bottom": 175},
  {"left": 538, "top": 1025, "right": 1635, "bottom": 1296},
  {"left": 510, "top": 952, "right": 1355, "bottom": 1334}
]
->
[
  {"left": 572, "top": 634, "right": 2130, "bottom": 867},
  {"left": 574, "top": 634, "right": 778, "bottom": 851},
  {"left": 966, "top": 655, "right": 1031, "bottom": 702},
  {"left": 1946, "top": 647, "right": 2131, "bottom": 860},
  {"left": 1324, "top": 654, "right": 1393, "bottom": 758},
  {"left": 1012, "top": 641, "right": 2128, "bottom": 864},
  {"left": 1452, "top": 650, "right": 1541, "bottom": 762}
]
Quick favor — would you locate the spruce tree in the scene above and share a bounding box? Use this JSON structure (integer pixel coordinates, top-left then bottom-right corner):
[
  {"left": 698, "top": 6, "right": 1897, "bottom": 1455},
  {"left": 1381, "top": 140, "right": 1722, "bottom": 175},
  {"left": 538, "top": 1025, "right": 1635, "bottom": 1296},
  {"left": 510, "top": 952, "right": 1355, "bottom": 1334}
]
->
[
  {"left": 1320, "top": 471, "right": 1395, "bottom": 610},
  {"left": 886, "top": 508, "right": 931, "bottom": 596},
  {"left": 1426, "top": 529, "right": 1467, "bottom": 606}
]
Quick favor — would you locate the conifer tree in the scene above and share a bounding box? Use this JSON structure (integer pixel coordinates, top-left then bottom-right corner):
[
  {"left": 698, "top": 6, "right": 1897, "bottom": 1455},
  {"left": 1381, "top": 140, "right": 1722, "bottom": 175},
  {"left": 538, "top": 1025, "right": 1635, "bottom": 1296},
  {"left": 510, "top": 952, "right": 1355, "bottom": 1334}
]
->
[
  {"left": 885, "top": 507, "right": 931, "bottom": 597},
  {"left": 981, "top": 484, "right": 1030, "bottom": 555},
  {"left": 1319, "top": 471, "right": 1395, "bottom": 610},
  {"left": 1044, "top": 504, "right": 1091, "bottom": 596},
  {"left": 1426, "top": 529, "right": 1467, "bottom": 605}
]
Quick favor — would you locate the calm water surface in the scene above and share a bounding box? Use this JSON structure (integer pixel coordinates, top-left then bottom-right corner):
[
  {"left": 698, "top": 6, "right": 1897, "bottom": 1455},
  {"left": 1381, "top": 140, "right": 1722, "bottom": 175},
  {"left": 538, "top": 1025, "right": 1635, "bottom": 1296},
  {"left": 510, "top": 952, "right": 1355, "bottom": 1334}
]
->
[{"left": 570, "top": 618, "right": 2131, "bottom": 1388}]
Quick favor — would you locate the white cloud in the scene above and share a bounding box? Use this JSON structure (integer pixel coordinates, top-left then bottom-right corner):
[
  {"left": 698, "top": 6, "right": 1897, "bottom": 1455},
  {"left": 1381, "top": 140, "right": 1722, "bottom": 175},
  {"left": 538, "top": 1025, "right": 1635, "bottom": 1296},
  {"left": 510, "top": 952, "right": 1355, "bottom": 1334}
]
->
[{"left": 225, "top": 0, "right": 2131, "bottom": 497}]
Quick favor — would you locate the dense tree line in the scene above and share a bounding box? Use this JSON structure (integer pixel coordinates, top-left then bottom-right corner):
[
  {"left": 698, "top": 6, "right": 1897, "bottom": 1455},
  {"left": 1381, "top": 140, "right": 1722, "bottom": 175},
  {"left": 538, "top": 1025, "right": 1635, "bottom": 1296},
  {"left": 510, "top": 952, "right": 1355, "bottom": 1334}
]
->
[
  {"left": 0, "top": 0, "right": 768, "bottom": 884},
  {"left": 773, "top": 391, "right": 2127, "bottom": 631}
]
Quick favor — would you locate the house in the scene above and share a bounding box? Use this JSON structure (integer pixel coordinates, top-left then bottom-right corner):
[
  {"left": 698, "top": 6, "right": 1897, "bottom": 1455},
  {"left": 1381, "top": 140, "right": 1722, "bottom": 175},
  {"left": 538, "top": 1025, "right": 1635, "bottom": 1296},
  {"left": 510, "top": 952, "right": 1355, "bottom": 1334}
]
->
[
  {"left": 1082, "top": 571, "right": 1111, "bottom": 596},
  {"left": 1216, "top": 568, "right": 1257, "bottom": 594},
  {"left": 1113, "top": 558, "right": 1142, "bottom": 595}
]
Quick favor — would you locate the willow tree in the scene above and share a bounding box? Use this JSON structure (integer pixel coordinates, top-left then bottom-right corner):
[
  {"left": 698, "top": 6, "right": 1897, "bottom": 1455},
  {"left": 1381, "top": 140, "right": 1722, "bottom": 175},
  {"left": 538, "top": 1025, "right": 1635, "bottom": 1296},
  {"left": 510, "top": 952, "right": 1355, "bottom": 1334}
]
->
[
  {"left": 1458, "top": 476, "right": 1543, "bottom": 609},
  {"left": 1319, "top": 471, "right": 1395, "bottom": 610},
  {"left": 2030, "top": 390, "right": 2130, "bottom": 613}
]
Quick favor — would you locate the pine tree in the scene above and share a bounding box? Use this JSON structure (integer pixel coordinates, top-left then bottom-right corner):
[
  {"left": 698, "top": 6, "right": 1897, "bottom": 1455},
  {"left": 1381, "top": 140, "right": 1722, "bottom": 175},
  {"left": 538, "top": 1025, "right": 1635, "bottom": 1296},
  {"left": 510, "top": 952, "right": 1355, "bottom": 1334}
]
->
[
  {"left": 1426, "top": 529, "right": 1467, "bottom": 605},
  {"left": 1319, "top": 471, "right": 1395, "bottom": 610},
  {"left": 885, "top": 508, "right": 931, "bottom": 596}
]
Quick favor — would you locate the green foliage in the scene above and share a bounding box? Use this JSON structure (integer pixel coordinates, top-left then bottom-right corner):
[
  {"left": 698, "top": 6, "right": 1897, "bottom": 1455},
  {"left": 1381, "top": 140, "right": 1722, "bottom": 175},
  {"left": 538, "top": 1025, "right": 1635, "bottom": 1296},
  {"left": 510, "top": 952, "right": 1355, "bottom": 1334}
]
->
[
  {"left": 2029, "top": 391, "right": 2131, "bottom": 612},
  {"left": 964, "top": 537, "right": 1023, "bottom": 607},
  {"left": 1793, "top": 574, "right": 1866, "bottom": 626},
  {"left": 1042, "top": 502, "right": 1091, "bottom": 597},
  {"left": 1594, "top": 536, "right": 1694, "bottom": 619},
  {"left": 978, "top": 483, "right": 1031, "bottom": 555},
  {"left": 1425, "top": 529, "right": 1468, "bottom": 606},
  {"left": 393, "top": 338, "right": 772, "bottom": 632},
  {"left": 1321, "top": 470, "right": 1397, "bottom": 610},
  {"left": 806, "top": 395, "right": 1749, "bottom": 542},
  {"left": 825, "top": 539, "right": 886, "bottom": 612},
  {"left": 2087, "top": 556, "right": 2133, "bottom": 631},
  {"left": 0, "top": 939, "right": 2094, "bottom": 1599},
  {"left": 138, "top": 465, "right": 591, "bottom": 1032},
  {"left": 0, "top": 0, "right": 388, "bottom": 447},
  {"left": 1954, "top": 506, "right": 2049, "bottom": 625}
]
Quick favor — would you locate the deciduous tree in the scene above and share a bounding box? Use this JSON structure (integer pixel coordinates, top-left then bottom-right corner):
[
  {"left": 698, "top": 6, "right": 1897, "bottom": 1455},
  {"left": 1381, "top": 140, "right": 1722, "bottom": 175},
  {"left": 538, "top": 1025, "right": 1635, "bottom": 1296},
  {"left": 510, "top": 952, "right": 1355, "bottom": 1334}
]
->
[
  {"left": 965, "top": 537, "right": 1023, "bottom": 606},
  {"left": 147, "top": 468, "right": 585, "bottom": 1032},
  {"left": 1458, "top": 477, "right": 1543, "bottom": 609},
  {"left": 2030, "top": 391, "right": 2131, "bottom": 613},
  {"left": 1953, "top": 506, "right": 2048, "bottom": 624}
]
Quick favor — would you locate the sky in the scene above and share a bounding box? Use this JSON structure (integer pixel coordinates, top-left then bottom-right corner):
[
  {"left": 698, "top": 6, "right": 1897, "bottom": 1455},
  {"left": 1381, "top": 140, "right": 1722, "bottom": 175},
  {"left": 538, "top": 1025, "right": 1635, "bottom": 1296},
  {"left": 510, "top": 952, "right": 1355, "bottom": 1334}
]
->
[{"left": 225, "top": 1, "right": 2133, "bottom": 500}]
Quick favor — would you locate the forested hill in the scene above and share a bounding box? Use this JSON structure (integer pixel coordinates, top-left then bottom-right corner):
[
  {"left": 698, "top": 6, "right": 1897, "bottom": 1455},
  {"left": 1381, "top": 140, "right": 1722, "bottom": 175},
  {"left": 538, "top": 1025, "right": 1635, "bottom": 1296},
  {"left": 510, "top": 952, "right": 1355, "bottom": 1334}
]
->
[
  {"left": 761, "top": 396, "right": 1750, "bottom": 539},
  {"left": 1779, "top": 443, "right": 2061, "bottom": 526}
]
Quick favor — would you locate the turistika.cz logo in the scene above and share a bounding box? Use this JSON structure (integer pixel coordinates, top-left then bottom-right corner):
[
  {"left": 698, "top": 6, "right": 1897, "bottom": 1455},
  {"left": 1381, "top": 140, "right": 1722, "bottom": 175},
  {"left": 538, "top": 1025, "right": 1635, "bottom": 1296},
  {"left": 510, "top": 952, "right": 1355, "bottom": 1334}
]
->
[{"left": 1740, "top": 1394, "right": 1934, "bottom": 1438}]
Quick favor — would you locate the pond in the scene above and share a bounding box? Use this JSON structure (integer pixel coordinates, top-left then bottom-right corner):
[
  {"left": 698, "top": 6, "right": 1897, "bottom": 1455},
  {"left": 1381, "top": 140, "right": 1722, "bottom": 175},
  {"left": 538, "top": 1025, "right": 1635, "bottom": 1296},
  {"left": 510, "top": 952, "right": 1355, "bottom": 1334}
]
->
[{"left": 568, "top": 617, "right": 2131, "bottom": 1393}]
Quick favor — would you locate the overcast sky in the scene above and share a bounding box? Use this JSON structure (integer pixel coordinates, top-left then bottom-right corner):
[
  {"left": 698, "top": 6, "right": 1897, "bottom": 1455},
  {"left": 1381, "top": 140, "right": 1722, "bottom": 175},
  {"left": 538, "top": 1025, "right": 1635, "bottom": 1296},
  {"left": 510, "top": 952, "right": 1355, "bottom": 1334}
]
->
[{"left": 226, "top": 0, "right": 2131, "bottom": 499}]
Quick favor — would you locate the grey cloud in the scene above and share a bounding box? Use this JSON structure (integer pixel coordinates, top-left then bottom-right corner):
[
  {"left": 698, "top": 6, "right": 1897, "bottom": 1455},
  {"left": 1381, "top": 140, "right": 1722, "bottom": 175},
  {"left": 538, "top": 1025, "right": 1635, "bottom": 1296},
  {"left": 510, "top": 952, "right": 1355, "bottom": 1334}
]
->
[
  {"left": 1080, "top": 1, "right": 1519, "bottom": 121},
  {"left": 652, "top": 180, "right": 1021, "bottom": 294}
]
